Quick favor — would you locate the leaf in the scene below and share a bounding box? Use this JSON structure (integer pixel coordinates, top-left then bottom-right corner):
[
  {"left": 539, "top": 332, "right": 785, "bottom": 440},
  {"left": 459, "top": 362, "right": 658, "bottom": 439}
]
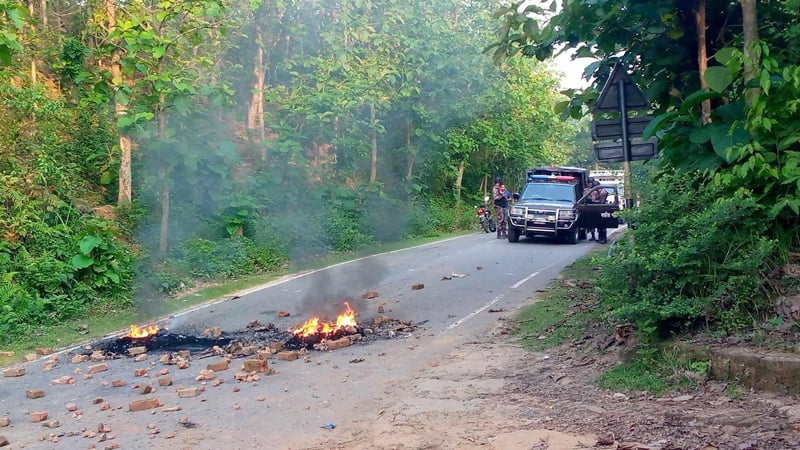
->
[
  {"left": 704, "top": 66, "right": 733, "bottom": 92},
  {"left": 642, "top": 110, "right": 679, "bottom": 140},
  {"left": 79, "top": 235, "right": 103, "bottom": 255},
  {"left": 152, "top": 46, "right": 166, "bottom": 59},
  {"left": 173, "top": 96, "right": 191, "bottom": 115},
  {"left": 70, "top": 254, "right": 94, "bottom": 270},
  {"left": 679, "top": 90, "right": 721, "bottom": 113},
  {"left": 708, "top": 124, "right": 750, "bottom": 163},
  {"left": 100, "top": 171, "right": 113, "bottom": 185},
  {"left": 714, "top": 47, "right": 736, "bottom": 65},
  {"left": 689, "top": 126, "right": 710, "bottom": 144},
  {"left": 106, "top": 272, "right": 120, "bottom": 284}
]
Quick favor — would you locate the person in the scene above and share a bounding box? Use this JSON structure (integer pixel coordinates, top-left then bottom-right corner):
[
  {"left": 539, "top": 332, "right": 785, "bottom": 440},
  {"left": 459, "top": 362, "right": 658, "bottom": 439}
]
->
[
  {"left": 583, "top": 178, "right": 598, "bottom": 241},
  {"left": 501, "top": 183, "right": 511, "bottom": 222},
  {"left": 492, "top": 178, "right": 507, "bottom": 239},
  {"left": 589, "top": 179, "right": 609, "bottom": 244}
]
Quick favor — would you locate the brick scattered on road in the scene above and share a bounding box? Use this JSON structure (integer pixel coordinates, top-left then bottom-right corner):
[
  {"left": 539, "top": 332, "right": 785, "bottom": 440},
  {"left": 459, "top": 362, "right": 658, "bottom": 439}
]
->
[
  {"left": 158, "top": 377, "right": 172, "bottom": 387},
  {"left": 26, "top": 389, "right": 45, "bottom": 399},
  {"left": 206, "top": 360, "right": 229, "bottom": 372},
  {"left": 127, "top": 346, "right": 147, "bottom": 356},
  {"left": 0, "top": 435, "right": 8, "bottom": 447},
  {"left": 2, "top": 367, "right": 24, "bottom": 377},
  {"left": 0, "top": 417, "right": 9, "bottom": 427},
  {"left": 111, "top": 379, "right": 126, "bottom": 387},
  {"left": 177, "top": 387, "right": 202, "bottom": 398},
  {"left": 129, "top": 398, "right": 162, "bottom": 412},
  {"left": 362, "top": 290, "right": 379, "bottom": 299},
  {"left": 277, "top": 351, "right": 299, "bottom": 361},
  {"left": 65, "top": 403, "right": 78, "bottom": 412},
  {"left": 411, "top": 283, "right": 425, "bottom": 290},
  {"left": 242, "top": 360, "right": 267, "bottom": 372},
  {"left": 29, "top": 411, "right": 48, "bottom": 422},
  {"left": 88, "top": 363, "right": 109, "bottom": 374},
  {"left": 35, "top": 348, "right": 53, "bottom": 356}
]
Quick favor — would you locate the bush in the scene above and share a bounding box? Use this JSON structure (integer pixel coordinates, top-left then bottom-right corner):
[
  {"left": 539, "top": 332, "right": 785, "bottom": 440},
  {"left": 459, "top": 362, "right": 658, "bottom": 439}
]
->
[{"left": 598, "top": 172, "right": 778, "bottom": 341}]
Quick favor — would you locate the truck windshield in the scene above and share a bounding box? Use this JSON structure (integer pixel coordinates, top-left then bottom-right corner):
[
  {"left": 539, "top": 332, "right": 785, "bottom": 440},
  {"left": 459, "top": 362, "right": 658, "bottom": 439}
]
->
[{"left": 520, "top": 183, "right": 576, "bottom": 203}]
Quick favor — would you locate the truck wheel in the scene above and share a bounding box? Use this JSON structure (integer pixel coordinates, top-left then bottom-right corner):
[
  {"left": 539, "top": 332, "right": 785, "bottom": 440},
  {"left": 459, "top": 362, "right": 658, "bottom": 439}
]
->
[
  {"left": 566, "top": 227, "right": 579, "bottom": 245},
  {"left": 507, "top": 227, "right": 520, "bottom": 243}
]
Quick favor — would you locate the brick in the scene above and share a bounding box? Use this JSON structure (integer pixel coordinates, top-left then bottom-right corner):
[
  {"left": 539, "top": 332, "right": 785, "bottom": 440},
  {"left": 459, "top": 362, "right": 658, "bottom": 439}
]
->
[
  {"left": 176, "top": 360, "right": 189, "bottom": 369},
  {"left": 0, "top": 417, "right": 9, "bottom": 427},
  {"left": 257, "top": 350, "right": 272, "bottom": 361},
  {"left": 177, "top": 387, "right": 201, "bottom": 398},
  {"left": 139, "top": 384, "right": 154, "bottom": 394},
  {"left": 42, "top": 420, "right": 60, "bottom": 428},
  {"left": 361, "top": 290, "right": 379, "bottom": 299},
  {"left": 236, "top": 346, "right": 258, "bottom": 356},
  {"left": 206, "top": 360, "right": 229, "bottom": 372},
  {"left": 111, "top": 379, "right": 126, "bottom": 387},
  {"left": 277, "top": 351, "right": 298, "bottom": 361},
  {"left": 65, "top": 403, "right": 78, "bottom": 412},
  {"left": 127, "top": 346, "right": 147, "bottom": 356},
  {"left": 326, "top": 337, "right": 352, "bottom": 350},
  {"left": 277, "top": 310, "right": 291, "bottom": 317},
  {"left": 35, "top": 348, "right": 53, "bottom": 356},
  {"left": 158, "top": 377, "right": 172, "bottom": 387},
  {"left": 0, "top": 351, "right": 14, "bottom": 357},
  {"left": 2, "top": 367, "right": 24, "bottom": 377},
  {"left": 195, "top": 370, "right": 215, "bottom": 381},
  {"left": 88, "top": 363, "right": 108, "bottom": 374},
  {"left": 177, "top": 350, "right": 191, "bottom": 359},
  {"left": 377, "top": 305, "right": 385, "bottom": 314},
  {"left": 0, "top": 435, "right": 7, "bottom": 447},
  {"left": 90, "top": 351, "right": 105, "bottom": 361},
  {"left": 269, "top": 341, "right": 285, "bottom": 353},
  {"left": 24, "top": 353, "right": 37, "bottom": 362},
  {"left": 133, "top": 354, "right": 148, "bottom": 362},
  {"left": 92, "top": 397, "right": 104, "bottom": 404},
  {"left": 134, "top": 368, "right": 148, "bottom": 377},
  {"left": 128, "top": 398, "right": 161, "bottom": 412},
  {"left": 233, "top": 373, "right": 248, "bottom": 381},
  {"left": 30, "top": 411, "right": 48, "bottom": 422},
  {"left": 43, "top": 360, "right": 57, "bottom": 372},
  {"left": 411, "top": 283, "right": 425, "bottom": 290},
  {"left": 159, "top": 368, "right": 169, "bottom": 375},
  {"left": 26, "top": 389, "right": 45, "bottom": 399},
  {"left": 71, "top": 354, "right": 88, "bottom": 364},
  {"left": 242, "top": 360, "right": 267, "bottom": 372}
]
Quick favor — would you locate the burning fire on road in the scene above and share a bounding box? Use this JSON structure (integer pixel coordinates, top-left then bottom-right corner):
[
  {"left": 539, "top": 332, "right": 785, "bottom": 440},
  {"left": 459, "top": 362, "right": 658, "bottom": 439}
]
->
[{"left": 127, "top": 323, "right": 160, "bottom": 339}]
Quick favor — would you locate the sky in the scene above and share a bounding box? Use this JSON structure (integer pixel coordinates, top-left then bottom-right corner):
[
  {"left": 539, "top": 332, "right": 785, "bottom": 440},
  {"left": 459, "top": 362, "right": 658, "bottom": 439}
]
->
[{"left": 550, "top": 51, "right": 594, "bottom": 90}]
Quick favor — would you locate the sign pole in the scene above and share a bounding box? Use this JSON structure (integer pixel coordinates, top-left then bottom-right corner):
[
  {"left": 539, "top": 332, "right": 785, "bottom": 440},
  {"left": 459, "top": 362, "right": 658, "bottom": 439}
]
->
[{"left": 617, "top": 77, "right": 634, "bottom": 209}]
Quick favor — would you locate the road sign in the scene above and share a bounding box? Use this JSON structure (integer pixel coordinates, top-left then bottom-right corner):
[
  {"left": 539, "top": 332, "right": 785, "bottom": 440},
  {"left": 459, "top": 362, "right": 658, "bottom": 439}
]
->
[
  {"left": 594, "top": 138, "right": 658, "bottom": 163},
  {"left": 592, "top": 116, "right": 651, "bottom": 141},
  {"left": 593, "top": 64, "right": 650, "bottom": 112}
]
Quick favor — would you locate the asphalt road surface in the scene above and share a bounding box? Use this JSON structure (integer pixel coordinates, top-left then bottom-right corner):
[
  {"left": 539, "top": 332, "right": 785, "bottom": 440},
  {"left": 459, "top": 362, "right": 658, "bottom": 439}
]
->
[{"left": 0, "top": 231, "right": 614, "bottom": 449}]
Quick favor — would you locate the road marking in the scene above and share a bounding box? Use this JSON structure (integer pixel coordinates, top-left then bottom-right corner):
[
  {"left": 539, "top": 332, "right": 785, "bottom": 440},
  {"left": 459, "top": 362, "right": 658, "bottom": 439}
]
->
[{"left": 443, "top": 263, "right": 557, "bottom": 334}]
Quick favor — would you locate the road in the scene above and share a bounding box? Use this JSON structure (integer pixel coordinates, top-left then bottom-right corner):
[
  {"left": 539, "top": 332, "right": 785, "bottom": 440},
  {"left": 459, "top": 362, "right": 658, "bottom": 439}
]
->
[{"left": 0, "top": 232, "right": 608, "bottom": 450}]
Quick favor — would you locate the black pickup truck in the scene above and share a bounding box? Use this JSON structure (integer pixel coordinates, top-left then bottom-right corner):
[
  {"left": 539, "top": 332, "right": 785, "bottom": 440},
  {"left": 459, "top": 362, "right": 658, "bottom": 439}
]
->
[{"left": 506, "top": 166, "right": 621, "bottom": 244}]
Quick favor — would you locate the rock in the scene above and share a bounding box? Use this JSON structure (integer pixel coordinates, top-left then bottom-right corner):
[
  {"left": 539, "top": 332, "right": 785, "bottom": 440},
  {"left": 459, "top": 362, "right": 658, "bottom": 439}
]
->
[{"left": 2, "top": 367, "right": 24, "bottom": 377}]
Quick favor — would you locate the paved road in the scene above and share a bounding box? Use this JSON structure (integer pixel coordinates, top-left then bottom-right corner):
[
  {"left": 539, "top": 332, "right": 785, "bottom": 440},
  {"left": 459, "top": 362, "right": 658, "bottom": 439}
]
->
[{"left": 0, "top": 231, "right": 613, "bottom": 449}]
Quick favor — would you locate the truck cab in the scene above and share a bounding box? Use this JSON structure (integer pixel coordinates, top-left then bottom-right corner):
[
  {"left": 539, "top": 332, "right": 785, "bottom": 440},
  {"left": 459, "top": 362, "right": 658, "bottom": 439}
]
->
[{"left": 507, "top": 166, "right": 620, "bottom": 244}]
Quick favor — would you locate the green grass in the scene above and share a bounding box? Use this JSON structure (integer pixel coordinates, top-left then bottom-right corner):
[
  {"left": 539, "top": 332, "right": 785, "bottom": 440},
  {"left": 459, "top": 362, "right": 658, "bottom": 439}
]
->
[
  {"left": 0, "top": 231, "right": 469, "bottom": 367},
  {"left": 597, "top": 358, "right": 669, "bottom": 395},
  {"left": 513, "top": 251, "right": 607, "bottom": 351}
]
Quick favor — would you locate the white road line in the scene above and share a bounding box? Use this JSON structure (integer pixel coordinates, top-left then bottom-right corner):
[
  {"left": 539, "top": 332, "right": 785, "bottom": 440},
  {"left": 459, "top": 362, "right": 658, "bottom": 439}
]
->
[{"left": 443, "top": 262, "right": 557, "bottom": 334}]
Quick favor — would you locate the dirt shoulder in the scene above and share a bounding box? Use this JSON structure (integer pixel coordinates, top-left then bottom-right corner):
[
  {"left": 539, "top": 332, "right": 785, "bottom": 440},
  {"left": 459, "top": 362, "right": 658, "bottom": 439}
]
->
[{"left": 303, "top": 317, "right": 800, "bottom": 450}]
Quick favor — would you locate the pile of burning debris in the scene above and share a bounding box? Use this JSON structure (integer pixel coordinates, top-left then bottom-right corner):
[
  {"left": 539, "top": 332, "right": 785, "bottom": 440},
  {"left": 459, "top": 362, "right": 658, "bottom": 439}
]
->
[{"left": 88, "top": 302, "right": 417, "bottom": 359}]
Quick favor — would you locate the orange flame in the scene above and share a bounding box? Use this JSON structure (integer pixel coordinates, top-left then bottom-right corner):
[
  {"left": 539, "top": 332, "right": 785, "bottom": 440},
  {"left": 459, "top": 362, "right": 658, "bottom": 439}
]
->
[
  {"left": 128, "top": 323, "right": 159, "bottom": 339},
  {"left": 291, "top": 302, "right": 357, "bottom": 338}
]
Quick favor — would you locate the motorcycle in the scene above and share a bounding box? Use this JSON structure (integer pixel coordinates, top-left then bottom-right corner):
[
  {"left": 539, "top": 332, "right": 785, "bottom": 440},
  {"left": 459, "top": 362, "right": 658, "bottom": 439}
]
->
[{"left": 476, "top": 197, "right": 496, "bottom": 233}]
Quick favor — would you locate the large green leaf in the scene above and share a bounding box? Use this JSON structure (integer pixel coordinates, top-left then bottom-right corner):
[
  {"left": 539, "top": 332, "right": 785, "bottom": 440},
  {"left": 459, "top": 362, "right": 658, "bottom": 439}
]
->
[
  {"left": 708, "top": 124, "right": 750, "bottom": 163},
  {"left": 78, "top": 235, "right": 103, "bottom": 255},
  {"left": 642, "top": 110, "right": 679, "bottom": 140},
  {"left": 704, "top": 66, "right": 733, "bottom": 93},
  {"left": 70, "top": 254, "right": 94, "bottom": 270}
]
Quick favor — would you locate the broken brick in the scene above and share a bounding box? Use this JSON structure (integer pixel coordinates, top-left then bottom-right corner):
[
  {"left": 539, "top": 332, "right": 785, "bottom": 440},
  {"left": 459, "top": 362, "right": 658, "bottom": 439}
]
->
[
  {"left": 0, "top": 351, "right": 14, "bottom": 357},
  {"left": 23, "top": 353, "right": 37, "bottom": 362},
  {"left": 277, "top": 351, "right": 299, "bottom": 361},
  {"left": 90, "top": 351, "right": 105, "bottom": 362},
  {"left": 127, "top": 346, "right": 147, "bottom": 356},
  {"left": 327, "top": 337, "right": 352, "bottom": 350},
  {"left": 233, "top": 373, "right": 248, "bottom": 382},
  {"left": 277, "top": 310, "right": 291, "bottom": 317},
  {"left": 134, "top": 368, "right": 148, "bottom": 377},
  {"left": 177, "top": 350, "right": 191, "bottom": 360},
  {"left": 65, "top": 403, "right": 78, "bottom": 412},
  {"left": 139, "top": 384, "right": 154, "bottom": 395},
  {"left": 361, "top": 290, "right": 379, "bottom": 299},
  {"left": 206, "top": 360, "right": 229, "bottom": 372},
  {"left": 0, "top": 417, "right": 9, "bottom": 427},
  {"left": 35, "top": 348, "right": 53, "bottom": 356},
  {"left": 111, "top": 380, "right": 126, "bottom": 388},
  {"left": 0, "top": 435, "right": 7, "bottom": 447},
  {"left": 195, "top": 370, "right": 215, "bottom": 381},
  {"left": 133, "top": 354, "right": 148, "bottom": 362},
  {"left": 269, "top": 341, "right": 285, "bottom": 353},
  {"left": 158, "top": 377, "right": 172, "bottom": 387},
  {"left": 242, "top": 360, "right": 267, "bottom": 372},
  {"left": 177, "top": 387, "right": 201, "bottom": 398},
  {"left": 42, "top": 360, "right": 57, "bottom": 372},
  {"left": 236, "top": 346, "right": 258, "bottom": 356},
  {"left": 88, "top": 363, "right": 108, "bottom": 374},
  {"left": 411, "top": 283, "right": 425, "bottom": 290},
  {"left": 26, "top": 389, "right": 45, "bottom": 399},
  {"left": 2, "top": 367, "right": 24, "bottom": 377},
  {"left": 71, "top": 354, "right": 88, "bottom": 364},
  {"left": 377, "top": 305, "right": 385, "bottom": 314},
  {"left": 128, "top": 398, "right": 162, "bottom": 412},
  {"left": 52, "top": 376, "right": 75, "bottom": 385},
  {"left": 176, "top": 360, "right": 189, "bottom": 369},
  {"left": 29, "top": 411, "right": 48, "bottom": 422}
]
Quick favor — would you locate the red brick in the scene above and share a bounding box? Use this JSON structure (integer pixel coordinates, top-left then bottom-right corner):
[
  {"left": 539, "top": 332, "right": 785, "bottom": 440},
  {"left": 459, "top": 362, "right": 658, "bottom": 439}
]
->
[
  {"left": 206, "top": 360, "right": 229, "bottom": 372},
  {"left": 127, "top": 346, "right": 147, "bottom": 356},
  {"left": 70, "top": 354, "right": 88, "bottom": 364},
  {"left": 29, "top": 411, "right": 48, "bottom": 422},
  {"left": 176, "top": 360, "right": 189, "bottom": 369},
  {"left": 65, "top": 403, "right": 78, "bottom": 412},
  {"left": 257, "top": 350, "right": 272, "bottom": 361},
  {"left": 111, "top": 380, "right": 126, "bottom": 388},
  {"left": 277, "top": 351, "right": 298, "bottom": 361},
  {"left": 88, "top": 363, "right": 108, "bottom": 374},
  {"left": 2, "top": 367, "right": 24, "bottom": 377},
  {"left": 128, "top": 398, "right": 161, "bottom": 412},
  {"left": 236, "top": 346, "right": 258, "bottom": 356},
  {"left": 139, "top": 384, "right": 154, "bottom": 394},
  {"left": 90, "top": 351, "right": 105, "bottom": 362},
  {"left": 411, "top": 283, "right": 425, "bottom": 290},
  {"left": 361, "top": 290, "right": 379, "bottom": 299},
  {"left": 133, "top": 354, "right": 148, "bottom": 362},
  {"left": 52, "top": 376, "right": 75, "bottom": 385},
  {"left": 158, "top": 377, "right": 172, "bottom": 387},
  {"left": 23, "top": 354, "right": 37, "bottom": 362},
  {"left": 325, "top": 337, "right": 352, "bottom": 350},
  {"left": 0, "top": 417, "right": 9, "bottom": 427},
  {"left": 269, "top": 341, "right": 285, "bottom": 353},
  {"left": 134, "top": 368, "right": 148, "bottom": 377},
  {"left": 0, "top": 351, "right": 14, "bottom": 357},
  {"left": 35, "top": 348, "right": 53, "bottom": 356},
  {"left": 25, "top": 389, "right": 45, "bottom": 399},
  {"left": 195, "top": 370, "right": 215, "bottom": 381},
  {"left": 0, "top": 435, "right": 7, "bottom": 446},
  {"left": 277, "top": 310, "right": 291, "bottom": 317},
  {"left": 242, "top": 360, "right": 267, "bottom": 372}
]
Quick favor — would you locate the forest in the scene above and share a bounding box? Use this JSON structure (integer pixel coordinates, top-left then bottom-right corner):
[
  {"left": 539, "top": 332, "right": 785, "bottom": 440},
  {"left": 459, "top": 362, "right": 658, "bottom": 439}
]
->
[
  {"left": 2, "top": 0, "right": 799, "bottom": 347},
  {"left": 0, "top": 0, "right": 578, "bottom": 342}
]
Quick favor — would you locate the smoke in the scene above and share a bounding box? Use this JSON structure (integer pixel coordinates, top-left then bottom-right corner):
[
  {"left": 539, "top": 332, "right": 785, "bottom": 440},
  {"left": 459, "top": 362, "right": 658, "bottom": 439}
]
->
[{"left": 298, "top": 259, "right": 388, "bottom": 320}]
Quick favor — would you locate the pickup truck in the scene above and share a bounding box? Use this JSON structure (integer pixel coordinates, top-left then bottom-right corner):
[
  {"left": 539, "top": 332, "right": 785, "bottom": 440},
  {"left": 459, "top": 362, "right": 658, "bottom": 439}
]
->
[{"left": 506, "top": 166, "right": 621, "bottom": 244}]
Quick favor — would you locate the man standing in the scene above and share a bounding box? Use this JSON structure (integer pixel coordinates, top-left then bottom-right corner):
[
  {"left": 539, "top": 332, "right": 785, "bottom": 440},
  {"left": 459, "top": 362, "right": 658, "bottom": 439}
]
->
[
  {"left": 492, "top": 178, "right": 507, "bottom": 239},
  {"left": 589, "top": 180, "right": 609, "bottom": 244}
]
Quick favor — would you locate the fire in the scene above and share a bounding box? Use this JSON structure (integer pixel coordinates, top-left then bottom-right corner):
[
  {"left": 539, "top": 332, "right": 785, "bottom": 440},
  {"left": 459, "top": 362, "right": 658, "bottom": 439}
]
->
[
  {"left": 291, "top": 302, "right": 357, "bottom": 338},
  {"left": 128, "top": 323, "right": 159, "bottom": 339}
]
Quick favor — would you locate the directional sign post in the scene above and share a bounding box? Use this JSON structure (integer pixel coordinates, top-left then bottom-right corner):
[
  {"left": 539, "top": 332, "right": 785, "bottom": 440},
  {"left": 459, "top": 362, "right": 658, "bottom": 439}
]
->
[{"left": 591, "top": 63, "right": 657, "bottom": 209}]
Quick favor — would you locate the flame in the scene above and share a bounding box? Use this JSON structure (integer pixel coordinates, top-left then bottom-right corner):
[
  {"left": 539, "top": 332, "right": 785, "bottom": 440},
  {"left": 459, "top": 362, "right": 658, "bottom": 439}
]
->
[
  {"left": 291, "top": 302, "right": 357, "bottom": 338},
  {"left": 128, "top": 323, "right": 159, "bottom": 339}
]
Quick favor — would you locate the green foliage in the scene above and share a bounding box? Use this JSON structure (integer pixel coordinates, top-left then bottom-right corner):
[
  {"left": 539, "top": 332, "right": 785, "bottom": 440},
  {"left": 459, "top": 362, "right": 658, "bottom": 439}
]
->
[{"left": 599, "top": 172, "right": 778, "bottom": 339}]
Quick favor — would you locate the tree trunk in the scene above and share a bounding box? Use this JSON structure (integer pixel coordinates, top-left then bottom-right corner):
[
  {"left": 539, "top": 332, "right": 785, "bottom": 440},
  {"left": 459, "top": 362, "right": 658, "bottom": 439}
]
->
[
  {"left": 369, "top": 102, "right": 378, "bottom": 183},
  {"left": 105, "top": 0, "right": 133, "bottom": 205},
  {"left": 739, "top": 0, "right": 759, "bottom": 106},
  {"left": 157, "top": 91, "right": 170, "bottom": 254},
  {"left": 27, "top": 0, "right": 36, "bottom": 85},
  {"left": 405, "top": 120, "right": 416, "bottom": 179},
  {"left": 247, "top": 22, "right": 266, "bottom": 159},
  {"left": 695, "top": 0, "right": 711, "bottom": 124},
  {"left": 455, "top": 160, "right": 465, "bottom": 197},
  {"left": 39, "top": 0, "right": 46, "bottom": 27}
]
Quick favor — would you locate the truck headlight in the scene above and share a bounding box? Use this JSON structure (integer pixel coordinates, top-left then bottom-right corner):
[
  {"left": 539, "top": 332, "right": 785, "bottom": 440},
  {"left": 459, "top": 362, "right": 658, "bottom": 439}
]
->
[
  {"left": 558, "top": 209, "right": 577, "bottom": 220},
  {"left": 511, "top": 207, "right": 526, "bottom": 216}
]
